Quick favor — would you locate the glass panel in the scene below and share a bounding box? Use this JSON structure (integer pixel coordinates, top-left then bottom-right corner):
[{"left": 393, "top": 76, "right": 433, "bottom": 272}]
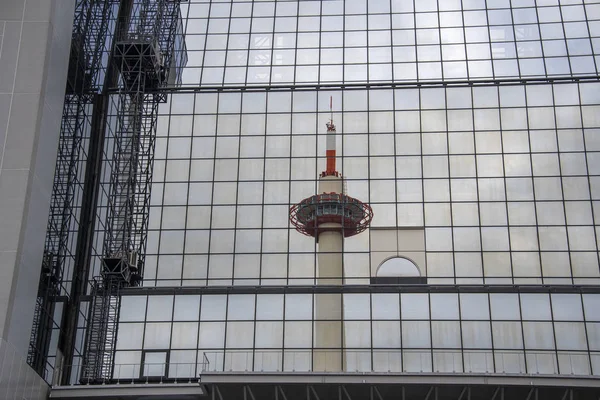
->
[
  {"left": 143, "top": 352, "right": 167, "bottom": 377},
  {"left": 120, "top": 297, "right": 147, "bottom": 322},
  {"left": 460, "top": 294, "right": 490, "bottom": 320},
  {"left": 490, "top": 294, "right": 521, "bottom": 320},
  {"left": 401, "top": 294, "right": 430, "bottom": 319},
  {"left": 430, "top": 294, "right": 459, "bottom": 320}
]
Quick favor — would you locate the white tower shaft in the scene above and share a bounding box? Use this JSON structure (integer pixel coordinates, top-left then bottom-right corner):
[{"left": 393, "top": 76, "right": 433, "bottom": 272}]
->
[{"left": 314, "top": 175, "right": 345, "bottom": 372}]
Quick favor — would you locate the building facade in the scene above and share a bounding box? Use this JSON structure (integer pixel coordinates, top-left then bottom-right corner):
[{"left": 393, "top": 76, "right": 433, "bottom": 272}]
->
[{"left": 2, "top": 0, "right": 600, "bottom": 399}]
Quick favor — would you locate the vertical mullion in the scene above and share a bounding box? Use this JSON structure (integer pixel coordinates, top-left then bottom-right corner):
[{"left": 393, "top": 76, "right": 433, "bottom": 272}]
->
[
  {"left": 483, "top": 0, "right": 497, "bottom": 79},
  {"left": 197, "top": 1, "right": 213, "bottom": 87},
  {"left": 268, "top": 2, "right": 277, "bottom": 87},
  {"left": 579, "top": 290, "right": 594, "bottom": 375},
  {"left": 575, "top": 81, "right": 600, "bottom": 283},
  {"left": 548, "top": 292, "right": 561, "bottom": 374},
  {"left": 258, "top": 98, "right": 267, "bottom": 286},
  {"left": 509, "top": 1, "right": 524, "bottom": 79},
  {"left": 205, "top": 92, "right": 220, "bottom": 287},
  {"left": 532, "top": 0, "right": 550, "bottom": 77},
  {"left": 550, "top": 83, "right": 575, "bottom": 285},
  {"left": 252, "top": 293, "right": 258, "bottom": 371},
  {"left": 556, "top": 3, "right": 575, "bottom": 77},
  {"left": 182, "top": 95, "right": 198, "bottom": 287},
  {"left": 581, "top": 2, "right": 600, "bottom": 75},
  {"left": 231, "top": 92, "right": 245, "bottom": 287},
  {"left": 244, "top": 1, "right": 256, "bottom": 86}
]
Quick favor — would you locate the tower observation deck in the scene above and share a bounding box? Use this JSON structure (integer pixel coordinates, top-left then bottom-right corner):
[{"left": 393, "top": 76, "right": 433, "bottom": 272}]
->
[
  {"left": 290, "top": 98, "right": 373, "bottom": 241},
  {"left": 289, "top": 192, "right": 373, "bottom": 239}
]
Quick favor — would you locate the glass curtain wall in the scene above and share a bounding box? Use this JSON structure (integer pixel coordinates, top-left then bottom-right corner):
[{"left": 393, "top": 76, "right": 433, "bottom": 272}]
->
[{"left": 95, "top": 0, "right": 600, "bottom": 382}]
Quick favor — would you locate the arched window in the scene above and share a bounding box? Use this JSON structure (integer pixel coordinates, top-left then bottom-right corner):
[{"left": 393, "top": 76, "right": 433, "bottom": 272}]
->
[{"left": 371, "top": 257, "right": 426, "bottom": 284}]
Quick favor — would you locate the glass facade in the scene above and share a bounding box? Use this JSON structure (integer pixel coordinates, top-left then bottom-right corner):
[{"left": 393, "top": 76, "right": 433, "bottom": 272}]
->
[
  {"left": 112, "top": 290, "right": 600, "bottom": 377},
  {"left": 81, "top": 0, "right": 600, "bottom": 382},
  {"left": 141, "top": 83, "right": 600, "bottom": 286}
]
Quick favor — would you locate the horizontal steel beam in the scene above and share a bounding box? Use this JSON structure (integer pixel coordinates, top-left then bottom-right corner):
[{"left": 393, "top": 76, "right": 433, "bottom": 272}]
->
[
  {"left": 106, "top": 74, "right": 600, "bottom": 95},
  {"left": 50, "top": 382, "right": 206, "bottom": 399},
  {"left": 118, "top": 284, "right": 600, "bottom": 297},
  {"left": 199, "top": 372, "right": 600, "bottom": 388}
]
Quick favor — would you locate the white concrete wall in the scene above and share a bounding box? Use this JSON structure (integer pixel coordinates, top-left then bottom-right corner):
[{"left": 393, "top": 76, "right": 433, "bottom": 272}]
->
[
  {"left": 0, "top": 0, "right": 74, "bottom": 362},
  {"left": 0, "top": 337, "right": 48, "bottom": 399}
]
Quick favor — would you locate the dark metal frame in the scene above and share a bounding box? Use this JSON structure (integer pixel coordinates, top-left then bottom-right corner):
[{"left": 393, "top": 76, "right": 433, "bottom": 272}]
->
[
  {"left": 205, "top": 384, "right": 599, "bottom": 400},
  {"left": 27, "top": 0, "right": 115, "bottom": 379},
  {"left": 81, "top": 0, "right": 187, "bottom": 384},
  {"left": 140, "top": 349, "right": 171, "bottom": 380}
]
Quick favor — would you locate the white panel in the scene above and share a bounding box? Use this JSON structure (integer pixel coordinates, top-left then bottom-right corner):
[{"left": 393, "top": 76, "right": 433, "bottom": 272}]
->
[
  {"left": 171, "top": 322, "right": 199, "bottom": 349},
  {"left": 401, "top": 294, "right": 430, "bottom": 319},
  {"left": 173, "top": 296, "right": 201, "bottom": 321},
  {"left": 555, "top": 322, "right": 587, "bottom": 351},
  {"left": 373, "top": 349, "right": 402, "bottom": 372},
  {"left": 433, "top": 350, "right": 463, "bottom": 372},
  {"left": 402, "top": 321, "right": 431, "bottom": 348},
  {"left": 144, "top": 323, "right": 172, "bottom": 350},
  {"left": 403, "top": 350, "right": 432, "bottom": 372},
  {"left": 116, "top": 323, "right": 144, "bottom": 350},
  {"left": 371, "top": 294, "right": 400, "bottom": 320},
  {"left": 462, "top": 321, "right": 492, "bottom": 348},
  {"left": 526, "top": 351, "right": 558, "bottom": 374},
  {"left": 344, "top": 294, "right": 371, "bottom": 320},
  {"left": 198, "top": 322, "right": 226, "bottom": 348},
  {"left": 120, "top": 297, "right": 148, "bottom": 322},
  {"left": 345, "top": 321, "right": 371, "bottom": 347},
  {"left": 372, "top": 321, "right": 401, "bottom": 348},
  {"left": 558, "top": 352, "right": 591, "bottom": 375},
  {"left": 523, "top": 322, "right": 556, "bottom": 350},
  {"left": 495, "top": 351, "right": 526, "bottom": 374},
  {"left": 431, "top": 321, "right": 461, "bottom": 348},
  {"left": 463, "top": 350, "right": 494, "bottom": 373},
  {"left": 256, "top": 294, "right": 284, "bottom": 320},
  {"left": 284, "top": 321, "right": 312, "bottom": 348},
  {"left": 225, "top": 322, "right": 255, "bottom": 348},
  {"left": 255, "top": 321, "right": 283, "bottom": 348},
  {"left": 492, "top": 322, "right": 523, "bottom": 349}
]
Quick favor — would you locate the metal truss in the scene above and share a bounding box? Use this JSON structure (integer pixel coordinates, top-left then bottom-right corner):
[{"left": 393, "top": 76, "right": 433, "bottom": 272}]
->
[
  {"left": 81, "top": 279, "right": 121, "bottom": 382},
  {"left": 207, "top": 384, "right": 600, "bottom": 400},
  {"left": 27, "top": 0, "right": 114, "bottom": 378},
  {"left": 101, "top": 0, "right": 184, "bottom": 286},
  {"left": 101, "top": 91, "right": 159, "bottom": 285},
  {"left": 81, "top": 0, "right": 186, "bottom": 384}
]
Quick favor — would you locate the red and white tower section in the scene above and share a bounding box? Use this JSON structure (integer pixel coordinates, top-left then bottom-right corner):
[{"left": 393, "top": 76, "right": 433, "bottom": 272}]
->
[{"left": 289, "top": 98, "right": 373, "bottom": 371}]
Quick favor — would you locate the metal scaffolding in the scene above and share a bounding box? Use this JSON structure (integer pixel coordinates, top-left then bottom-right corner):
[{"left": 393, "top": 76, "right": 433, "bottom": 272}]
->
[
  {"left": 102, "top": 0, "right": 186, "bottom": 286},
  {"left": 81, "top": 0, "right": 186, "bottom": 383},
  {"left": 27, "top": 0, "right": 115, "bottom": 378}
]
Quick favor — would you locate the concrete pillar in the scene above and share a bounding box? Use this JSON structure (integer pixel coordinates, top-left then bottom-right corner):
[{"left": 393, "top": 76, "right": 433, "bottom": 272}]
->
[{"left": 313, "top": 175, "right": 345, "bottom": 371}]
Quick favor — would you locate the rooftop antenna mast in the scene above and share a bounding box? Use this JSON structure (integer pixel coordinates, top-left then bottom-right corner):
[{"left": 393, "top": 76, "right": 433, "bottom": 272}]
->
[{"left": 325, "top": 96, "right": 337, "bottom": 176}]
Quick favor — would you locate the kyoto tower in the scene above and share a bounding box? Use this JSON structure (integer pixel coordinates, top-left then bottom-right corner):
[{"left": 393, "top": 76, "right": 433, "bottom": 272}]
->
[{"left": 289, "top": 97, "right": 373, "bottom": 371}]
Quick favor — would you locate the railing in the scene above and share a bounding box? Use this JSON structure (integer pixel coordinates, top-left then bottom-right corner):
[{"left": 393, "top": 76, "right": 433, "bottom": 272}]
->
[
  {"left": 58, "top": 349, "right": 594, "bottom": 385},
  {"left": 200, "top": 349, "right": 587, "bottom": 375}
]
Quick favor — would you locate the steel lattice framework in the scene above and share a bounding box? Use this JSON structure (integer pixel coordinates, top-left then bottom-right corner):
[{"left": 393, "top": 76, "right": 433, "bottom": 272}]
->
[
  {"left": 27, "top": 0, "right": 115, "bottom": 378},
  {"left": 81, "top": 0, "right": 187, "bottom": 383},
  {"left": 101, "top": 0, "right": 186, "bottom": 285}
]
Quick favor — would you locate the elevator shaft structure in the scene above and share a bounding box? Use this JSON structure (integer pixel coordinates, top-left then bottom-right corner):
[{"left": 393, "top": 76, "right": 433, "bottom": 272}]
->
[
  {"left": 27, "top": 0, "right": 114, "bottom": 378},
  {"left": 81, "top": 0, "right": 186, "bottom": 383},
  {"left": 290, "top": 100, "right": 373, "bottom": 371},
  {"left": 102, "top": 0, "right": 185, "bottom": 284}
]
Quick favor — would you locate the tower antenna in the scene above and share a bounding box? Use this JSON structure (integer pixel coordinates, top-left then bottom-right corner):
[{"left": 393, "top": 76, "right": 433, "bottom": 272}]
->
[{"left": 325, "top": 96, "right": 337, "bottom": 175}]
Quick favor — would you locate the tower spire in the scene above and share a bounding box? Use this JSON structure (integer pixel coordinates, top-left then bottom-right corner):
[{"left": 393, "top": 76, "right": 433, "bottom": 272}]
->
[{"left": 325, "top": 96, "right": 337, "bottom": 176}]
